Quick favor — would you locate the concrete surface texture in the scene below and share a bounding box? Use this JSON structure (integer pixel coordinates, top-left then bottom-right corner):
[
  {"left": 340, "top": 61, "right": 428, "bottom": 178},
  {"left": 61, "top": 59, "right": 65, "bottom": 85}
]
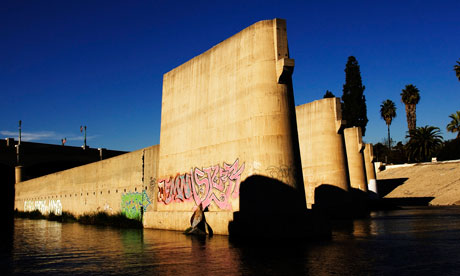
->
[
  {"left": 344, "top": 127, "right": 368, "bottom": 192},
  {"left": 152, "top": 18, "right": 303, "bottom": 216},
  {"left": 14, "top": 19, "right": 306, "bottom": 235},
  {"left": 363, "top": 143, "right": 377, "bottom": 195},
  {"left": 296, "top": 98, "right": 349, "bottom": 208},
  {"left": 15, "top": 146, "right": 159, "bottom": 219},
  {"left": 377, "top": 160, "right": 460, "bottom": 205},
  {"left": 14, "top": 19, "right": 382, "bottom": 235}
]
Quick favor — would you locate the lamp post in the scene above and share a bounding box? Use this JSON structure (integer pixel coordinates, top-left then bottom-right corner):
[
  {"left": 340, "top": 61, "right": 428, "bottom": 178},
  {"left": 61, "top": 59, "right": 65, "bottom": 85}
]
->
[
  {"left": 80, "top": 125, "right": 87, "bottom": 149},
  {"left": 16, "top": 120, "right": 22, "bottom": 164},
  {"left": 18, "top": 120, "right": 22, "bottom": 145}
]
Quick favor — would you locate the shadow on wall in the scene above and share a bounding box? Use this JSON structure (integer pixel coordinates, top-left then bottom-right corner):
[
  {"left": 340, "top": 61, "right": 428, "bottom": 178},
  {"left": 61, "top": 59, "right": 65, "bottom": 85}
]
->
[
  {"left": 228, "top": 175, "right": 330, "bottom": 241},
  {"left": 313, "top": 184, "right": 370, "bottom": 219},
  {"left": 313, "top": 184, "right": 352, "bottom": 219},
  {"left": 376, "top": 178, "right": 408, "bottom": 197}
]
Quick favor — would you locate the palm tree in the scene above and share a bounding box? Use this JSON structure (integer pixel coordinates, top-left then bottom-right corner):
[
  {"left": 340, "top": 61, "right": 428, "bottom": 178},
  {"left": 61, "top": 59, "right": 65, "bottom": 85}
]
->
[
  {"left": 454, "top": 59, "right": 460, "bottom": 81},
  {"left": 447, "top": 111, "right": 460, "bottom": 139},
  {"left": 380, "top": 99, "right": 397, "bottom": 150},
  {"left": 405, "top": 125, "right": 443, "bottom": 162},
  {"left": 401, "top": 84, "right": 420, "bottom": 132}
]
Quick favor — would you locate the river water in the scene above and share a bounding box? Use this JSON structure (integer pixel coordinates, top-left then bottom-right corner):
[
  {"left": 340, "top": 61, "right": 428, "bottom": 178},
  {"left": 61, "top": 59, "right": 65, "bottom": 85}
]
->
[{"left": 2, "top": 207, "right": 460, "bottom": 275}]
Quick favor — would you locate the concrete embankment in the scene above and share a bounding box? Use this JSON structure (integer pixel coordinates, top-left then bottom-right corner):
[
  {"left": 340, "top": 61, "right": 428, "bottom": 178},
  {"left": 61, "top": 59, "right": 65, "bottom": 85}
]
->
[{"left": 377, "top": 160, "right": 460, "bottom": 205}]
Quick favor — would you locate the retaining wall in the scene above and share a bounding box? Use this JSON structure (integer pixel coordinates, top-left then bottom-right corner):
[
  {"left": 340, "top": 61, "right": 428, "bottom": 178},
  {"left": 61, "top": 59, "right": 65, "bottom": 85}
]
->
[{"left": 15, "top": 145, "right": 159, "bottom": 220}]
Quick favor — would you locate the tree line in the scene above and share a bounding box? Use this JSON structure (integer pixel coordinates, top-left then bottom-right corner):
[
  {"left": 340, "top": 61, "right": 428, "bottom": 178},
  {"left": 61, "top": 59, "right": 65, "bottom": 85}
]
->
[{"left": 324, "top": 57, "right": 460, "bottom": 164}]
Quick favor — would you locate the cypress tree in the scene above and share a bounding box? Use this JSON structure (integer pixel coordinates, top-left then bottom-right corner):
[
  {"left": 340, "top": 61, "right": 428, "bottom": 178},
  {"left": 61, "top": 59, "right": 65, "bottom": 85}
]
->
[
  {"left": 323, "top": 90, "right": 335, "bottom": 98},
  {"left": 341, "top": 56, "right": 368, "bottom": 135}
]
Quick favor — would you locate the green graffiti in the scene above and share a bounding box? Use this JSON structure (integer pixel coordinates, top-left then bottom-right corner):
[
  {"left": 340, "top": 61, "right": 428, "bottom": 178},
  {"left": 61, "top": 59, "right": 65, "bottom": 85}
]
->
[{"left": 121, "top": 191, "right": 151, "bottom": 220}]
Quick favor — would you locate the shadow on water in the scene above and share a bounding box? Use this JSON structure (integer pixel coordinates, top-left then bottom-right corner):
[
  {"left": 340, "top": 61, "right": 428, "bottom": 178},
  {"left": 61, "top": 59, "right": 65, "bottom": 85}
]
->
[
  {"left": 6, "top": 206, "right": 460, "bottom": 275},
  {"left": 228, "top": 175, "right": 331, "bottom": 242},
  {"left": 382, "top": 197, "right": 435, "bottom": 206}
]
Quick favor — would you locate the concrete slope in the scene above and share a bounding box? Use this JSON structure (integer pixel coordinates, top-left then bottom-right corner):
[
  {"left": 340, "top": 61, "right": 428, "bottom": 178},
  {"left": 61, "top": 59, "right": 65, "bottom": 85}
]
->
[{"left": 377, "top": 160, "right": 460, "bottom": 205}]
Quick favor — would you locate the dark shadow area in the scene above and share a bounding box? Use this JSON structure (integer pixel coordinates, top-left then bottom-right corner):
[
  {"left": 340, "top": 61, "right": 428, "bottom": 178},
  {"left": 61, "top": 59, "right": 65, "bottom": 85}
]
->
[
  {"left": 348, "top": 188, "right": 371, "bottom": 218},
  {"left": 313, "top": 184, "right": 353, "bottom": 219},
  {"left": 381, "top": 197, "right": 435, "bottom": 206},
  {"left": 24, "top": 161, "right": 88, "bottom": 179},
  {"left": 0, "top": 163, "right": 14, "bottom": 257},
  {"left": 228, "top": 175, "right": 331, "bottom": 243},
  {"left": 312, "top": 185, "right": 372, "bottom": 219},
  {"left": 437, "top": 138, "right": 460, "bottom": 161},
  {"left": 376, "top": 178, "right": 408, "bottom": 197}
]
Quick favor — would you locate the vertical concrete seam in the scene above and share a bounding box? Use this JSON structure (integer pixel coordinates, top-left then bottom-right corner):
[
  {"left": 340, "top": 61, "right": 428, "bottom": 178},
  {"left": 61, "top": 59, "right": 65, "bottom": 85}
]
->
[{"left": 142, "top": 149, "right": 145, "bottom": 185}]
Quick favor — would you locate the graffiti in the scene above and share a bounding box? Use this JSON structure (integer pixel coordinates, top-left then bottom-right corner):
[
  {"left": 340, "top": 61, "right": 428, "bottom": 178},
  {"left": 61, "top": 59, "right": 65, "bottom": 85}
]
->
[
  {"left": 157, "top": 173, "right": 193, "bottom": 204},
  {"left": 121, "top": 190, "right": 151, "bottom": 220},
  {"left": 247, "top": 161, "right": 262, "bottom": 175},
  {"left": 149, "top": 177, "right": 157, "bottom": 191},
  {"left": 104, "top": 203, "right": 113, "bottom": 213},
  {"left": 24, "top": 199, "right": 62, "bottom": 215},
  {"left": 157, "top": 159, "right": 245, "bottom": 210},
  {"left": 265, "top": 165, "right": 296, "bottom": 184}
]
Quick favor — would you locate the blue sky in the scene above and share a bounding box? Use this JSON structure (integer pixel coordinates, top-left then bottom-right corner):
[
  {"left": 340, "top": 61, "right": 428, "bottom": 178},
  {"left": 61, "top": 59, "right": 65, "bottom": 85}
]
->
[{"left": 1, "top": 0, "right": 459, "bottom": 151}]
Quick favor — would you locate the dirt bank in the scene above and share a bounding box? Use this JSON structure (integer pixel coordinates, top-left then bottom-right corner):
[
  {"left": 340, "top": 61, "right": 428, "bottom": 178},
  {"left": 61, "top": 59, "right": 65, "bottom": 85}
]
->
[{"left": 377, "top": 160, "right": 460, "bottom": 205}]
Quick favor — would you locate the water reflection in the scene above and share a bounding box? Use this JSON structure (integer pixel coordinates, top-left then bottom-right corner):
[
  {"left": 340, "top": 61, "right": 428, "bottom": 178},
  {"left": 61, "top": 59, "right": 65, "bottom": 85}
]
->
[{"left": 4, "top": 207, "right": 460, "bottom": 275}]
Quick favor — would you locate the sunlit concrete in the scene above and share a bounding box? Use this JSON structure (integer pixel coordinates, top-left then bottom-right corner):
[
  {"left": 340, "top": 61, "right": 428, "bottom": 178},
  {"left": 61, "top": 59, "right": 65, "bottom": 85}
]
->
[
  {"left": 344, "top": 127, "right": 367, "bottom": 192},
  {"left": 364, "top": 143, "right": 378, "bottom": 196},
  {"left": 296, "top": 98, "right": 349, "bottom": 208}
]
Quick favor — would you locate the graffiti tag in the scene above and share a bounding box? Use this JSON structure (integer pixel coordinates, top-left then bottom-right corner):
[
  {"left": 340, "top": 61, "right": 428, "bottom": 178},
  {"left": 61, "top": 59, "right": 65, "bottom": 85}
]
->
[
  {"left": 157, "top": 159, "right": 245, "bottom": 210},
  {"left": 266, "top": 165, "right": 296, "bottom": 184},
  {"left": 24, "top": 199, "right": 62, "bottom": 215},
  {"left": 121, "top": 191, "right": 151, "bottom": 220}
]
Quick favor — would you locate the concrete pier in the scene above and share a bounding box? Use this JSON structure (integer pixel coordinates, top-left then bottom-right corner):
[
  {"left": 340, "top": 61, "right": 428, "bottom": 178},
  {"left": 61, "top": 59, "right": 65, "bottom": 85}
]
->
[
  {"left": 344, "top": 127, "right": 367, "bottom": 192},
  {"left": 145, "top": 18, "right": 306, "bottom": 235},
  {"left": 296, "top": 98, "right": 349, "bottom": 208},
  {"left": 15, "top": 166, "right": 23, "bottom": 184},
  {"left": 364, "top": 143, "right": 378, "bottom": 196}
]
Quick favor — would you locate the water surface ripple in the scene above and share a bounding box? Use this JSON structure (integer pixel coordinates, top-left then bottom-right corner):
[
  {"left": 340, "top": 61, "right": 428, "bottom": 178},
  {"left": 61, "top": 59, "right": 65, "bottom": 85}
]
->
[{"left": 2, "top": 207, "right": 460, "bottom": 275}]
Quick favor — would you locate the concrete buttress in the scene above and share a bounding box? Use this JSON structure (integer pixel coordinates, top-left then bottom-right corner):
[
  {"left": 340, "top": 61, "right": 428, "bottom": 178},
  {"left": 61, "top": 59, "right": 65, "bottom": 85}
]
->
[
  {"left": 296, "top": 98, "right": 349, "bottom": 208},
  {"left": 344, "top": 127, "right": 368, "bottom": 192},
  {"left": 144, "top": 19, "right": 305, "bottom": 235},
  {"left": 364, "top": 143, "right": 378, "bottom": 196}
]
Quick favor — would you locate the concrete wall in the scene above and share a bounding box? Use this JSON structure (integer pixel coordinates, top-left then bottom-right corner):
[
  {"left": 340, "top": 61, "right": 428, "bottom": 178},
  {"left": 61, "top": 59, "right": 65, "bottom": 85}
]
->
[
  {"left": 344, "top": 127, "right": 367, "bottom": 192},
  {"left": 15, "top": 145, "right": 159, "bottom": 219},
  {"left": 145, "top": 19, "right": 304, "bottom": 234},
  {"left": 14, "top": 19, "right": 307, "bottom": 235},
  {"left": 296, "top": 98, "right": 349, "bottom": 208}
]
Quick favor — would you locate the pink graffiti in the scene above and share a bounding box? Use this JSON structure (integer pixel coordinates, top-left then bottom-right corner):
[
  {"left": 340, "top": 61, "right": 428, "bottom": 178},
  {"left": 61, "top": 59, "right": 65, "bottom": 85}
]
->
[
  {"left": 157, "top": 173, "right": 193, "bottom": 204},
  {"left": 157, "top": 159, "right": 245, "bottom": 210}
]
